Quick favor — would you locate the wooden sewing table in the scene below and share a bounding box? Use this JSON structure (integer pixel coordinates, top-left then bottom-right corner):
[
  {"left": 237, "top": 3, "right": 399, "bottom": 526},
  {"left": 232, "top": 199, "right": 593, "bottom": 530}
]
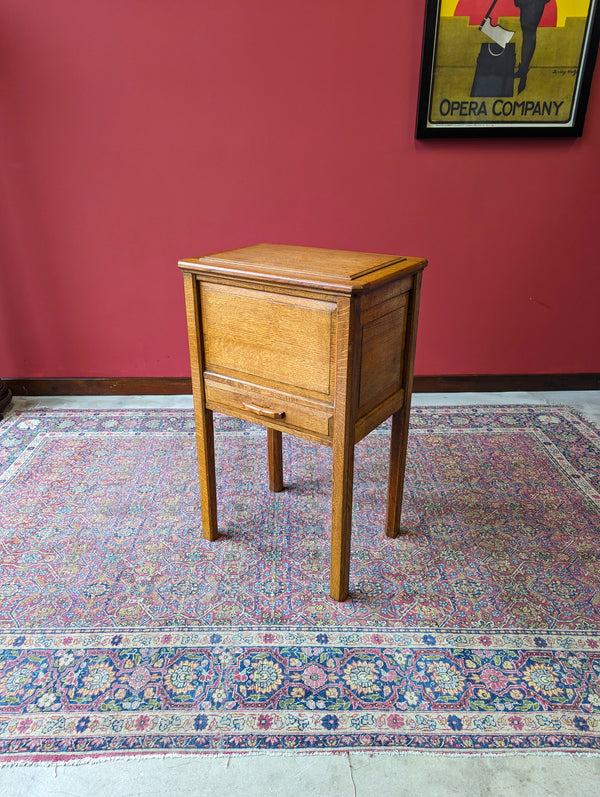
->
[{"left": 179, "top": 244, "right": 426, "bottom": 601}]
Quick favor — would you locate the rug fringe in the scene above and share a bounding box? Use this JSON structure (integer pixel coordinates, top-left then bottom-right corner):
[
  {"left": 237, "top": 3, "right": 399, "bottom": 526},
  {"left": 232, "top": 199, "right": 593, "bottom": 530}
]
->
[{"left": 2, "top": 747, "right": 600, "bottom": 768}]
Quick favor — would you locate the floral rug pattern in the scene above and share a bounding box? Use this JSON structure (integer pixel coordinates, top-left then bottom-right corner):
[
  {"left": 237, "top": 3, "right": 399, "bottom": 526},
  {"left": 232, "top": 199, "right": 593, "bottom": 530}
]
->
[{"left": 0, "top": 406, "right": 599, "bottom": 760}]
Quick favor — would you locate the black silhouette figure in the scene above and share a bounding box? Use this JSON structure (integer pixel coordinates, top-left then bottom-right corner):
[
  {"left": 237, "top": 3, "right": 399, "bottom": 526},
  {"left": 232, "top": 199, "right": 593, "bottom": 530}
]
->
[{"left": 514, "top": 0, "right": 551, "bottom": 92}]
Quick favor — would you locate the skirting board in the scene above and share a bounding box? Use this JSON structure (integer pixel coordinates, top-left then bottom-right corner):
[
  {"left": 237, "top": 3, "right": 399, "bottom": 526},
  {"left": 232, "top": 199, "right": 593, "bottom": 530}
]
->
[
  {"left": 5, "top": 374, "right": 600, "bottom": 396},
  {"left": 0, "top": 380, "right": 12, "bottom": 417}
]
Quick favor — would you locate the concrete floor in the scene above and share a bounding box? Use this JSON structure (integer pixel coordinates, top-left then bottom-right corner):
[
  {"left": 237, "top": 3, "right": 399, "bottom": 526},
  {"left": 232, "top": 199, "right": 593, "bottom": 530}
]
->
[{"left": 1, "top": 391, "right": 600, "bottom": 796}]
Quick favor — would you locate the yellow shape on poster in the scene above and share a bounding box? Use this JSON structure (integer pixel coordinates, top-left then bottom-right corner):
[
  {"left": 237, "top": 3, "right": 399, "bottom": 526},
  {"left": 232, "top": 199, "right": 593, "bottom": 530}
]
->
[
  {"left": 557, "top": 1, "right": 591, "bottom": 26},
  {"left": 440, "top": 0, "right": 591, "bottom": 25},
  {"left": 440, "top": 0, "right": 460, "bottom": 15}
]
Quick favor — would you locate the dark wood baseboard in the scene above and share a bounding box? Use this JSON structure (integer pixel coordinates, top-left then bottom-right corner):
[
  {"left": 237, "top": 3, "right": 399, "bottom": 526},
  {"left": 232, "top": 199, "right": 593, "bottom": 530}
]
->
[
  {"left": 6, "top": 373, "right": 600, "bottom": 396},
  {"left": 0, "top": 380, "right": 13, "bottom": 418},
  {"left": 413, "top": 373, "right": 600, "bottom": 393},
  {"left": 6, "top": 378, "right": 193, "bottom": 396}
]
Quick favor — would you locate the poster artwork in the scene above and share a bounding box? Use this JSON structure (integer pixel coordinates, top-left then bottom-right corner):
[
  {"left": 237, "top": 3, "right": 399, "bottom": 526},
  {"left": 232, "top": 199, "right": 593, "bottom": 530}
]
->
[{"left": 417, "top": 0, "right": 600, "bottom": 134}]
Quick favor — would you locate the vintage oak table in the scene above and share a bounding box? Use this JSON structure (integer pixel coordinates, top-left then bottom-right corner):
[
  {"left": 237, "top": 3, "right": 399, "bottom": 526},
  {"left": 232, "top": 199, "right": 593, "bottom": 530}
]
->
[{"left": 179, "top": 244, "right": 427, "bottom": 602}]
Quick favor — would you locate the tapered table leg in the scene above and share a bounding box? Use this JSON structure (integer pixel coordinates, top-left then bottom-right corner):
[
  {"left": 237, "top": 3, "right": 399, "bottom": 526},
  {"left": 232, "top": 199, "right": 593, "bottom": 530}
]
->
[
  {"left": 329, "top": 294, "right": 358, "bottom": 602},
  {"left": 386, "top": 270, "right": 422, "bottom": 538},
  {"left": 267, "top": 428, "right": 284, "bottom": 492},
  {"left": 330, "top": 434, "right": 355, "bottom": 602},
  {"left": 183, "top": 270, "right": 219, "bottom": 541},
  {"left": 194, "top": 407, "right": 219, "bottom": 541},
  {"left": 385, "top": 408, "right": 410, "bottom": 538}
]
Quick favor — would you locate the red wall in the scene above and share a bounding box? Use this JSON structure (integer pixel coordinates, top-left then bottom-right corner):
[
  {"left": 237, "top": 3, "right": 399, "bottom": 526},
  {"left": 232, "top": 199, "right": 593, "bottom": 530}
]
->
[{"left": 1, "top": 0, "right": 599, "bottom": 379}]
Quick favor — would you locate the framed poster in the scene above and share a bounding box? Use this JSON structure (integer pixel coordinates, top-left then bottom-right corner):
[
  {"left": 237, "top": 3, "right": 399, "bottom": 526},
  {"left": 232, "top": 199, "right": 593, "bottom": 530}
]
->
[{"left": 416, "top": 0, "right": 600, "bottom": 136}]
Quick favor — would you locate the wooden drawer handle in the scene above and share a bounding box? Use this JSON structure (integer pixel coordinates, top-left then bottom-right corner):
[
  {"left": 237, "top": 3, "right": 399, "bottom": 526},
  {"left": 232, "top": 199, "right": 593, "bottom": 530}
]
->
[{"left": 242, "top": 403, "right": 286, "bottom": 420}]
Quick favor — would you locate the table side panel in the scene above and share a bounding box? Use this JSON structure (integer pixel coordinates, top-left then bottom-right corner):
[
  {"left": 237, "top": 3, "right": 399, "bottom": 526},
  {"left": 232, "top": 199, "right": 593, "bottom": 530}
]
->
[{"left": 357, "top": 286, "right": 409, "bottom": 418}]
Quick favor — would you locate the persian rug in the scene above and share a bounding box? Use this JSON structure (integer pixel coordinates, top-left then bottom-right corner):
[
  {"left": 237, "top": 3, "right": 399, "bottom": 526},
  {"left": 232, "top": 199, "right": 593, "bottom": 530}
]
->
[{"left": 0, "top": 405, "right": 599, "bottom": 762}]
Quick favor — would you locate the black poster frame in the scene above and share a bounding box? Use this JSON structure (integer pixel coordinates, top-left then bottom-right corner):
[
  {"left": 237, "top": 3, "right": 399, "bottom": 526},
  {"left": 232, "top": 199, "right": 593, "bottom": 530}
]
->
[{"left": 416, "top": 0, "right": 600, "bottom": 137}]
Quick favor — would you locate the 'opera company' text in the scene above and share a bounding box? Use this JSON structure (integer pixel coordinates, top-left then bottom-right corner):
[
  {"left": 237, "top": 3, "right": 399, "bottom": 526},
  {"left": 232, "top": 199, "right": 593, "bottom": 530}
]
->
[{"left": 438, "top": 99, "right": 565, "bottom": 118}]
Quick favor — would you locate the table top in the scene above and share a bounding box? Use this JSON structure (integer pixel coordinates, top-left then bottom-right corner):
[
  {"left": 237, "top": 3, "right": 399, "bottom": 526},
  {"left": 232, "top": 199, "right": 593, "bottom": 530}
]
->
[{"left": 179, "top": 244, "right": 426, "bottom": 294}]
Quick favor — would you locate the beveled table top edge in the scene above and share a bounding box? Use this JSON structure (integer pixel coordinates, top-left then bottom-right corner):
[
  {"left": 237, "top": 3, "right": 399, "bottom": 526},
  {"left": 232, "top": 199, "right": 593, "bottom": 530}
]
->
[{"left": 178, "top": 244, "right": 427, "bottom": 294}]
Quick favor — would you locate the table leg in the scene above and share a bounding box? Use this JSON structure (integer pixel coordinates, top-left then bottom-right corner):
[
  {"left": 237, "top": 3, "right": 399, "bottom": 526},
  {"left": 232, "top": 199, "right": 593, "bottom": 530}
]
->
[
  {"left": 385, "top": 408, "right": 409, "bottom": 538},
  {"left": 267, "top": 428, "right": 284, "bottom": 492},
  {"left": 330, "top": 436, "right": 355, "bottom": 602},
  {"left": 194, "top": 407, "right": 219, "bottom": 541},
  {"left": 183, "top": 271, "right": 219, "bottom": 542},
  {"left": 385, "top": 272, "right": 422, "bottom": 539}
]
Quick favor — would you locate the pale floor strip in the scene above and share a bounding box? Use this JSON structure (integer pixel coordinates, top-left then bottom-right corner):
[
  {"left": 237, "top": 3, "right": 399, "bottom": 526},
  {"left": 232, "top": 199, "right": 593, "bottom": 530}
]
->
[{"left": 8, "top": 391, "right": 600, "bottom": 426}]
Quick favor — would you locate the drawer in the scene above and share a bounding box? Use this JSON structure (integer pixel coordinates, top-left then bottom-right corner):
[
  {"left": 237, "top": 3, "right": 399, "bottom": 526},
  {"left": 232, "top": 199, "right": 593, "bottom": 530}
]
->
[
  {"left": 200, "top": 282, "right": 336, "bottom": 400},
  {"left": 204, "top": 375, "right": 333, "bottom": 439}
]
